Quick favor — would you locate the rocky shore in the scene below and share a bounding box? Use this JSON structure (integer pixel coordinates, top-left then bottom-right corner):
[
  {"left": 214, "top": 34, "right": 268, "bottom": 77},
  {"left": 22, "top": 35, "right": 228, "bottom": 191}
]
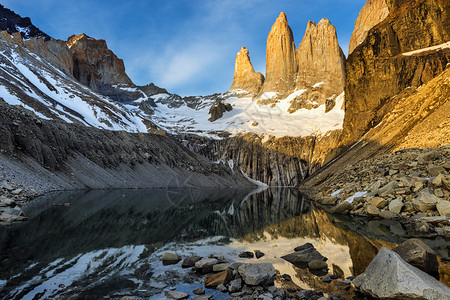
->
[
  {"left": 0, "top": 177, "right": 36, "bottom": 225},
  {"left": 141, "top": 238, "right": 449, "bottom": 300},
  {"left": 305, "top": 146, "right": 450, "bottom": 237}
]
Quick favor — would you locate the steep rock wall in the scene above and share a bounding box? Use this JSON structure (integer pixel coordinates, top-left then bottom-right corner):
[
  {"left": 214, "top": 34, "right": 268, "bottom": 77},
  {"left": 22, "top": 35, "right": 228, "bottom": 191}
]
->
[
  {"left": 229, "top": 47, "right": 264, "bottom": 96},
  {"left": 342, "top": 0, "right": 450, "bottom": 146}
]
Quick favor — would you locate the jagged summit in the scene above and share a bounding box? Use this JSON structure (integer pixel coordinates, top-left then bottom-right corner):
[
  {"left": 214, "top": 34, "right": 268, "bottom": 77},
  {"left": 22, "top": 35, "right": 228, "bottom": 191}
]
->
[
  {"left": 0, "top": 4, "right": 50, "bottom": 41},
  {"left": 296, "top": 17, "right": 346, "bottom": 95},
  {"left": 259, "top": 12, "right": 297, "bottom": 96},
  {"left": 229, "top": 47, "right": 264, "bottom": 95},
  {"left": 66, "top": 33, "right": 97, "bottom": 48}
]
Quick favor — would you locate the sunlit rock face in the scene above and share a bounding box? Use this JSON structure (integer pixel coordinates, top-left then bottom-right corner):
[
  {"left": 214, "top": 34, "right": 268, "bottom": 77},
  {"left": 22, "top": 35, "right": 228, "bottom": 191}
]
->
[
  {"left": 259, "top": 12, "right": 298, "bottom": 97},
  {"left": 296, "top": 19, "right": 346, "bottom": 105},
  {"left": 348, "top": 0, "right": 390, "bottom": 55},
  {"left": 342, "top": 0, "right": 450, "bottom": 146},
  {"left": 67, "top": 33, "right": 145, "bottom": 103},
  {"left": 229, "top": 47, "right": 264, "bottom": 96}
]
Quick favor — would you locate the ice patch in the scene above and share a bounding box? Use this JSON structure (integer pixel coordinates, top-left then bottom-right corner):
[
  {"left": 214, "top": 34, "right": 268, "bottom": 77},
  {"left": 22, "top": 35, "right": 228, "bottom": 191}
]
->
[
  {"left": 313, "top": 82, "right": 324, "bottom": 88},
  {"left": 330, "top": 189, "right": 343, "bottom": 197}
]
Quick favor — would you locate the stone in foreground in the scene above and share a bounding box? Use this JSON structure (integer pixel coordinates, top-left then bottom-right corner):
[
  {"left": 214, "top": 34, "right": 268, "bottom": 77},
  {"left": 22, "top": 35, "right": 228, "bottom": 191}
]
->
[
  {"left": 353, "top": 248, "right": 450, "bottom": 299},
  {"left": 238, "top": 263, "right": 276, "bottom": 286},
  {"left": 282, "top": 243, "right": 327, "bottom": 267},
  {"left": 392, "top": 238, "right": 439, "bottom": 276},
  {"left": 195, "top": 258, "right": 219, "bottom": 274},
  {"left": 164, "top": 290, "right": 189, "bottom": 300},
  {"left": 162, "top": 252, "right": 181, "bottom": 265},
  {"left": 204, "top": 269, "right": 233, "bottom": 288},
  {"left": 181, "top": 255, "right": 202, "bottom": 268}
]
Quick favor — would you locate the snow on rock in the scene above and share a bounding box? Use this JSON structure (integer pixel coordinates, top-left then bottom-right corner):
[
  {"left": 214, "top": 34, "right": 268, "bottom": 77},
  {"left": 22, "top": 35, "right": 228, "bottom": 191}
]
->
[{"left": 402, "top": 41, "right": 450, "bottom": 56}]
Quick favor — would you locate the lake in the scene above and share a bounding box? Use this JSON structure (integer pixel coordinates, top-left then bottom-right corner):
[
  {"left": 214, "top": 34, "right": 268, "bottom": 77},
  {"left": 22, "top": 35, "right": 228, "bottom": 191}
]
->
[{"left": 0, "top": 188, "right": 448, "bottom": 299}]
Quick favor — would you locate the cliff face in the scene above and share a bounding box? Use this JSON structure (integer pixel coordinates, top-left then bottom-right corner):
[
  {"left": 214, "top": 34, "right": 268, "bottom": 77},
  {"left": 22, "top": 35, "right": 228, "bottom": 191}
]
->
[
  {"left": 229, "top": 47, "right": 264, "bottom": 95},
  {"left": 296, "top": 19, "right": 346, "bottom": 99},
  {"left": 348, "top": 0, "right": 390, "bottom": 55},
  {"left": 67, "top": 34, "right": 144, "bottom": 104},
  {"left": 259, "top": 12, "right": 298, "bottom": 96},
  {"left": 342, "top": 0, "right": 450, "bottom": 146}
]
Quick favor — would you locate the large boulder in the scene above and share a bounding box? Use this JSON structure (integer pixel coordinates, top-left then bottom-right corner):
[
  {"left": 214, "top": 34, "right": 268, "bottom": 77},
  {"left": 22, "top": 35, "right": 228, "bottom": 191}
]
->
[
  {"left": 195, "top": 258, "right": 219, "bottom": 274},
  {"left": 181, "top": 255, "right": 202, "bottom": 268},
  {"left": 353, "top": 248, "right": 450, "bottom": 299},
  {"left": 330, "top": 201, "right": 352, "bottom": 214},
  {"left": 282, "top": 243, "right": 327, "bottom": 267},
  {"left": 392, "top": 239, "right": 439, "bottom": 277},
  {"left": 162, "top": 252, "right": 181, "bottom": 265},
  {"left": 238, "top": 263, "right": 276, "bottom": 286}
]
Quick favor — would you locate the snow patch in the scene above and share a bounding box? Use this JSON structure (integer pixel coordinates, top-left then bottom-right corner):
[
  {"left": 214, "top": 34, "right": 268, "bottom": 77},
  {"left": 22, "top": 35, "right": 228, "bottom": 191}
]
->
[
  {"left": 402, "top": 41, "right": 450, "bottom": 56},
  {"left": 344, "top": 191, "right": 367, "bottom": 203},
  {"left": 313, "top": 82, "right": 324, "bottom": 88}
]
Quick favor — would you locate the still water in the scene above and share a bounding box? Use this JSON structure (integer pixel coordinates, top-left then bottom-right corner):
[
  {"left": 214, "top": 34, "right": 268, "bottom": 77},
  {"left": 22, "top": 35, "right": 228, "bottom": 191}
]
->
[{"left": 0, "top": 188, "right": 448, "bottom": 299}]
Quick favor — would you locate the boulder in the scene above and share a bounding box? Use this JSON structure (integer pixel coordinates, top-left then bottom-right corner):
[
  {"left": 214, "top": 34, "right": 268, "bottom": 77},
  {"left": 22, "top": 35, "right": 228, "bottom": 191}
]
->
[
  {"left": 321, "top": 195, "right": 338, "bottom": 205},
  {"left": 162, "top": 252, "right": 181, "bottom": 265},
  {"left": 366, "top": 205, "right": 380, "bottom": 216},
  {"left": 353, "top": 248, "right": 450, "bottom": 299},
  {"left": 330, "top": 201, "right": 352, "bottom": 214},
  {"left": 294, "top": 243, "right": 314, "bottom": 252},
  {"left": 388, "top": 197, "right": 404, "bottom": 214},
  {"left": 205, "top": 269, "right": 233, "bottom": 288},
  {"left": 192, "top": 296, "right": 212, "bottom": 300},
  {"left": 255, "top": 251, "right": 265, "bottom": 259},
  {"left": 370, "top": 197, "right": 388, "bottom": 209},
  {"left": 379, "top": 210, "right": 397, "bottom": 219},
  {"left": 195, "top": 258, "right": 219, "bottom": 274},
  {"left": 437, "top": 200, "right": 450, "bottom": 217},
  {"left": 212, "top": 263, "right": 230, "bottom": 272},
  {"left": 193, "top": 287, "right": 205, "bottom": 295},
  {"left": 164, "top": 291, "right": 189, "bottom": 300},
  {"left": 181, "top": 255, "right": 202, "bottom": 268},
  {"left": 229, "top": 278, "right": 242, "bottom": 293},
  {"left": 413, "top": 190, "right": 439, "bottom": 212},
  {"left": 392, "top": 239, "right": 439, "bottom": 276},
  {"left": 427, "top": 166, "right": 446, "bottom": 177},
  {"left": 239, "top": 251, "right": 254, "bottom": 259},
  {"left": 282, "top": 244, "right": 327, "bottom": 267},
  {"left": 238, "top": 263, "right": 276, "bottom": 286}
]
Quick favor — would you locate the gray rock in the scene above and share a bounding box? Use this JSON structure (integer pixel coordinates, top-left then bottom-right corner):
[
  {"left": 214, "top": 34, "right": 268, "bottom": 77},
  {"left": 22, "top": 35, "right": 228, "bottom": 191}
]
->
[
  {"left": 238, "top": 263, "right": 276, "bottom": 286},
  {"left": 392, "top": 239, "right": 439, "bottom": 276},
  {"left": 282, "top": 244, "right": 327, "bottom": 267},
  {"left": 413, "top": 190, "right": 439, "bottom": 212},
  {"left": 239, "top": 251, "right": 254, "bottom": 258},
  {"left": 379, "top": 210, "right": 397, "bottom": 219},
  {"left": 164, "top": 290, "right": 189, "bottom": 299},
  {"left": 212, "top": 263, "right": 230, "bottom": 272},
  {"left": 162, "top": 252, "right": 180, "bottom": 265},
  {"left": 181, "top": 255, "right": 202, "bottom": 268},
  {"left": 353, "top": 248, "right": 450, "bottom": 299},
  {"left": 229, "top": 278, "right": 242, "bottom": 293},
  {"left": 216, "top": 284, "right": 228, "bottom": 292},
  {"left": 389, "top": 197, "right": 404, "bottom": 214},
  {"left": 294, "top": 243, "right": 314, "bottom": 252},
  {"left": 258, "top": 293, "right": 273, "bottom": 300},
  {"left": 195, "top": 258, "right": 219, "bottom": 274}
]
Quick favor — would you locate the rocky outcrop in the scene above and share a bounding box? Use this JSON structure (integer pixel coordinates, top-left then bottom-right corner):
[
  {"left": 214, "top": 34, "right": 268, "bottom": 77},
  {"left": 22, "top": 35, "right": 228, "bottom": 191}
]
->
[
  {"left": 296, "top": 19, "right": 346, "bottom": 98},
  {"left": 259, "top": 12, "right": 297, "bottom": 96},
  {"left": 0, "top": 101, "right": 250, "bottom": 193},
  {"left": 342, "top": 0, "right": 450, "bottom": 146},
  {"left": 67, "top": 33, "right": 144, "bottom": 103},
  {"left": 229, "top": 47, "right": 264, "bottom": 95},
  {"left": 348, "top": 0, "right": 390, "bottom": 54},
  {"left": 353, "top": 248, "right": 450, "bottom": 299},
  {"left": 0, "top": 4, "right": 50, "bottom": 41}
]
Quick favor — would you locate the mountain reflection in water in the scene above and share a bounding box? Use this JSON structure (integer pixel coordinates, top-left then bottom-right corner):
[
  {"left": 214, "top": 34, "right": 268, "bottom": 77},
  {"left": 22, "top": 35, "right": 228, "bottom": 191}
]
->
[{"left": 0, "top": 188, "right": 448, "bottom": 299}]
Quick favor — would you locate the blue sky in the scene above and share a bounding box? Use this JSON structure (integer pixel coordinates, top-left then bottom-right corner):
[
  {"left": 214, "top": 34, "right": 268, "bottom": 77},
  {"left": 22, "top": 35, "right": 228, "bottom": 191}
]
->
[{"left": 3, "top": 0, "right": 364, "bottom": 96}]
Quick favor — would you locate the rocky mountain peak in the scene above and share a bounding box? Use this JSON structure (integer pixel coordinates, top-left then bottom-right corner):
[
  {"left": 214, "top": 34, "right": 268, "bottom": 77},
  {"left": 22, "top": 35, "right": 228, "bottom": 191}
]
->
[
  {"left": 0, "top": 4, "right": 50, "bottom": 41},
  {"left": 348, "top": 0, "right": 390, "bottom": 55},
  {"left": 259, "top": 12, "right": 297, "bottom": 96},
  {"left": 229, "top": 47, "right": 264, "bottom": 95},
  {"left": 297, "top": 18, "right": 346, "bottom": 92}
]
